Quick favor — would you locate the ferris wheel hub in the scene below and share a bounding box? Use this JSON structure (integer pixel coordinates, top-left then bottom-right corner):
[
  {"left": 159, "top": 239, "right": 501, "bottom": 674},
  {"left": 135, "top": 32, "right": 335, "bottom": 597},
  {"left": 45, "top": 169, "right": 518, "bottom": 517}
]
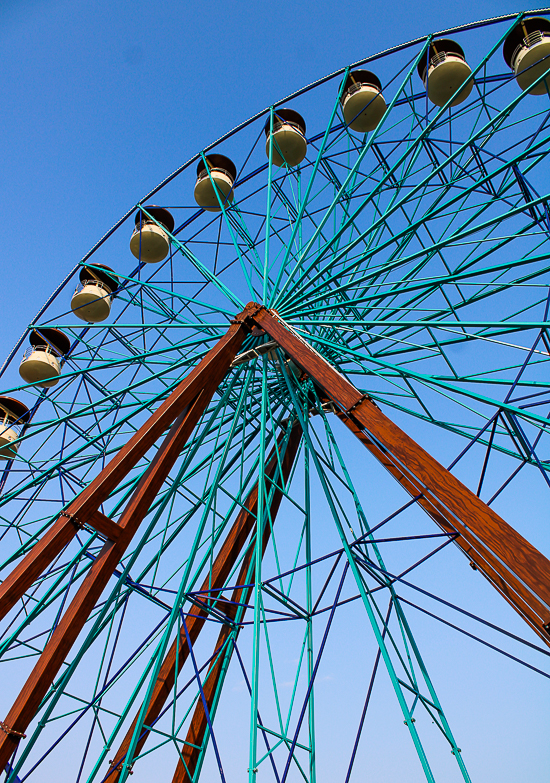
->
[{"left": 4, "top": 15, "right": 550, "bottom": 778}]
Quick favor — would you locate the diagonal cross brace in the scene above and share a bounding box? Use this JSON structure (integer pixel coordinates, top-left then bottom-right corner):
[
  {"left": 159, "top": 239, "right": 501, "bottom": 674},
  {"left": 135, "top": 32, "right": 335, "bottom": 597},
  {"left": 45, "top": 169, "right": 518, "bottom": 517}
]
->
[
  {"left": 334, "top": 412, "right": 548, "bottom": 641},
  {"left": 1, "top": 299, "right": 550, "bottom": 776}
]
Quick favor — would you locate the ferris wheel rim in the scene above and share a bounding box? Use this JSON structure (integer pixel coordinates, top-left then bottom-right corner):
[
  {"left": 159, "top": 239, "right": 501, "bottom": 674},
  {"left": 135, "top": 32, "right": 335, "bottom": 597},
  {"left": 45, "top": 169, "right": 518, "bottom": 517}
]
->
[
  {"left": 2, "top": 8, "right": 550, "bottom": 384},
  {"left": 64, "top": 8, "right": 550, "bottom": 274},
  {"left": 1, "top": 13, "right": 550, "bottom": 781}
]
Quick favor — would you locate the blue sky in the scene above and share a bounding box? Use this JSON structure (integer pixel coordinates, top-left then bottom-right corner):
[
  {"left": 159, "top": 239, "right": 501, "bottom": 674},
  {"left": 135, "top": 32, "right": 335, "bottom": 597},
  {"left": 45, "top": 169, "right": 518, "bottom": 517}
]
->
[
  {"left": 0, "top": 0, "right": 525, "bottom": 352},
  {"left": 1, "top": 2, "right": 550, "bottom": 782}
]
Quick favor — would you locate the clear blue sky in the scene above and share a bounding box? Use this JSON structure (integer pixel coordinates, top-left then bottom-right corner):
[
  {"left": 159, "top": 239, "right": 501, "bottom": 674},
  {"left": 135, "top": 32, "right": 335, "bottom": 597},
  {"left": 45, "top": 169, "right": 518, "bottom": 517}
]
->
[{"left": 1, "top": 2, "right": 549, "bottom": 782}]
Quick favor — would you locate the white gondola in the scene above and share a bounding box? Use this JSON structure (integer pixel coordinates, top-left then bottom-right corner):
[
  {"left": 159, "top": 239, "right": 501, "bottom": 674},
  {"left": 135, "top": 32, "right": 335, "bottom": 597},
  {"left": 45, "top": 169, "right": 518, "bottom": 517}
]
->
[
  {"left": 130, "top": 205, "right": 174, "bottom": 263},
  {"left": 265, "top": 109, "right": 307, "bottom": 167},
  {"left": 340, "top": 70, "right": 386, "bottom": 132},
  {"left": 503, "top": 16, "right": 550, "bottom": 94},
  {"left": 418, "top": 39, "right": 473, "bottom": 107},
  {"left": 71, "top": 264, "right": 119, "bottom": 323},
  {"left": 0, "top": 397, "right": 30, "bottom": 459},
  {"left": 194, "top": 155, "right": 237, "bottom": 211},
  {"left": 19, "top": 328, "right": 70, "bottom": 388}
]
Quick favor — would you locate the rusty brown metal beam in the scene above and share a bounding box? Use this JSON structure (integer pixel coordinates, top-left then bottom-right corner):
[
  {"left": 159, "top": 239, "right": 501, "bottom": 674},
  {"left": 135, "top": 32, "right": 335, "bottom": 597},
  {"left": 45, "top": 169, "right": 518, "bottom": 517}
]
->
[
  {"left": 106, "top": 422, "right": 302, "bottom": 782},
  {"left": 3, "top": 296, "right": 549, "bottom": 777},
  {"left": 336, "top": 411, "right": 549, "bottom": 642},
  {"left": 252, "top": 305, "right": 550, "bottom": 642},
  {"left": 170, "top": 422, "right": 301, "bottom": 783},
  {"left": 0, "top": 394, "right": 212, "bottom": 767},
  {"left": 0, "top": 307, "right": 255, "bottom": 623},
  {"left": 171, "top": 534, "right": 263, "bottom": 783},
  {"left": 0, "top": 308, "right": 260, "bottom": 769}
]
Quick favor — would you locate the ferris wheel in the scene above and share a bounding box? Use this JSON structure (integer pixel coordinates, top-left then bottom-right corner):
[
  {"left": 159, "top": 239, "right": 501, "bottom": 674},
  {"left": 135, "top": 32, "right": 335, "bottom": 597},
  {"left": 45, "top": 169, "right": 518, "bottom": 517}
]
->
[{"left": 1, "top": 10, "right": 550, "bottom": 782}]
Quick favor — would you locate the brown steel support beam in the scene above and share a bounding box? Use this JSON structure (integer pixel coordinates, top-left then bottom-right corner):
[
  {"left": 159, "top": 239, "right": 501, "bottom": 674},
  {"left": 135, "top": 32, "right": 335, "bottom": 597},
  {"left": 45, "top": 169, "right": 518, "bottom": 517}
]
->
[
  {"left": 251, "top": 305, "right": 550, "bottom": 642},
  {"left": 171, "top": 523, "right": 270, "bottom": 783},
  {"left": 88, "top": 511, "right": 123, "bottom": 542},
  {"left": 0, "top": 305, "right": 256, "bottom": 623},
  {"left": 171, "top": 423, "right": 300, "bottom": 783},
  {"left": 107, "top": 423, "right": 302, "bottom": 782},
  {"left": 0, "top": 307, "right": 260, "bottom": 769},
  {"left": 336, "top": 412, "right": 550, "bottom": 642},
  {"left": 3, "top": 296, "right": 548, "bottom": 775},
  {"left": 0, "top": 394, "right": 209, "bottom": 767}
]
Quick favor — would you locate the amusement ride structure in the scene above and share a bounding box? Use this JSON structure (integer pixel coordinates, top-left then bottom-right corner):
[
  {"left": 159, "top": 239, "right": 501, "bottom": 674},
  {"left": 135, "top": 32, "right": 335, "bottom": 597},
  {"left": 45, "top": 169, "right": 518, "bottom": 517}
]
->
[{"left": 1, "top": 10, "right": 550, "bottom": 782}]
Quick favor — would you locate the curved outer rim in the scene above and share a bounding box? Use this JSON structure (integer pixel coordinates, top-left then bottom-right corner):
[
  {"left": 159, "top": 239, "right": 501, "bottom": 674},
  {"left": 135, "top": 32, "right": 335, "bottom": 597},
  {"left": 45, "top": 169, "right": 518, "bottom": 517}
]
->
[
  {"left": 0, "top": 17, "right": 548, "bottom": 774},
  {"left": 1, "top": 8, "right": 549, "bottom": 380}
]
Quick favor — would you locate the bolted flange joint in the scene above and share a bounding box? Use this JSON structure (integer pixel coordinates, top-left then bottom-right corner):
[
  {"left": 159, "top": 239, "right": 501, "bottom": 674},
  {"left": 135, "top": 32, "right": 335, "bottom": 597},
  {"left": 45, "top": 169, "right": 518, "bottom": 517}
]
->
[
  {"left": 0, "top": 720, "right": 26, "bottom": 739},
  {"left": 59, "top": 511, "right": 85, "bottom": 531},
  {"left": 109, "top": 759, "right": 133, "bottom": 775}
]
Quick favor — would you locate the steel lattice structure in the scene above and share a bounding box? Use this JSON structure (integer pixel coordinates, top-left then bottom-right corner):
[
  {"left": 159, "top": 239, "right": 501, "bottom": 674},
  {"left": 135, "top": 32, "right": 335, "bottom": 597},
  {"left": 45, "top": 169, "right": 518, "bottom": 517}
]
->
[{"left": 1, "top": 10, "right": 550, "bottom": 783}]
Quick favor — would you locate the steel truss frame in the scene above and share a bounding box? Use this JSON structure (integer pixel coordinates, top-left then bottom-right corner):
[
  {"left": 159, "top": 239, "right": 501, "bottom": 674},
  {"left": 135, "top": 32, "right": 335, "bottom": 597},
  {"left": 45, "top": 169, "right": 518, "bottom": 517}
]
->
[
  {"left": 1, "top": 304, "right": 549, "bottom": 781},
  {"left": 2, "top": 12, "right": 550, "bottom": 781}
]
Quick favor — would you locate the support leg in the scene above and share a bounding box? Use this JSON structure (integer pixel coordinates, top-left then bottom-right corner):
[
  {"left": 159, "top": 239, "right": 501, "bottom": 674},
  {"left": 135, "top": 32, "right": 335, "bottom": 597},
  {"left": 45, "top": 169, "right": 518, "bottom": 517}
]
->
[
  {"left": 170, "top": 423, "right": 301, "bottom": 783},
  {"left": 251, "top": 305, "right": 550, "bottom": 641},
  {"left": 0, "top": 314, "right": 254, "bottom": 770}
]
